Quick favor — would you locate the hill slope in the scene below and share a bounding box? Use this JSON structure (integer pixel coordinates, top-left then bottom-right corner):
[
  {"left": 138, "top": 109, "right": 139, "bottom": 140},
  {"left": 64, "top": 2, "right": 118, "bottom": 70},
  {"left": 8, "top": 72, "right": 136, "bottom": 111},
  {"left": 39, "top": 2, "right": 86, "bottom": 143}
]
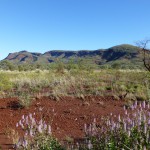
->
[{"left": 2, "top": 44, "right": 144, "bottom": 69}]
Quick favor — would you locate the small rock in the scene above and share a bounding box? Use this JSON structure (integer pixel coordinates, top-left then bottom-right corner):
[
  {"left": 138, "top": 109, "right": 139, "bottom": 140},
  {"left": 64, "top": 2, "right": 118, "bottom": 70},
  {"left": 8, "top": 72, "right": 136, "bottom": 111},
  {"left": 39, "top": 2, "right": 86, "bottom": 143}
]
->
[{"left": 82, "top": 102, "right": 90, "bottom": 106}]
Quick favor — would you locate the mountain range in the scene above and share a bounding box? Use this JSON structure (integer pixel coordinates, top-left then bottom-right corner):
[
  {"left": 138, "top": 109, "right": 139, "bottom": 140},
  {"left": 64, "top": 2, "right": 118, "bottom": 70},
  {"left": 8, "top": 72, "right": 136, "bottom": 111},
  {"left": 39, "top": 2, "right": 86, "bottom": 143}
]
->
[{"left": 1, "top": 44, "right": 145, "bottom": 69}]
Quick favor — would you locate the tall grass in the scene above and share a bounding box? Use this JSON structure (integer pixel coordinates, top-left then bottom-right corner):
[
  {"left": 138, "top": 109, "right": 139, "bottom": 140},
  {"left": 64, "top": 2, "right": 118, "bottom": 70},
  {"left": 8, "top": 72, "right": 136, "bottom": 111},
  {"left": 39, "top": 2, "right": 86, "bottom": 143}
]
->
[{"left": 0, "top": 69, "right": 150, "bottom": 103}]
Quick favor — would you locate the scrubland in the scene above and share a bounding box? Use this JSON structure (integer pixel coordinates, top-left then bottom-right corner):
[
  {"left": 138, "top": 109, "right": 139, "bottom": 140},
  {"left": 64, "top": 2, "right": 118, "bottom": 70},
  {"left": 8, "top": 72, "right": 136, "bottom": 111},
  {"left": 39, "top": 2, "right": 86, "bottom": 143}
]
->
[
  {"left": 0, "top": 69, "right": 149, "bottom": 103},
  {"left": 0, "top": 69, "right": 150, "bottom": 149}
]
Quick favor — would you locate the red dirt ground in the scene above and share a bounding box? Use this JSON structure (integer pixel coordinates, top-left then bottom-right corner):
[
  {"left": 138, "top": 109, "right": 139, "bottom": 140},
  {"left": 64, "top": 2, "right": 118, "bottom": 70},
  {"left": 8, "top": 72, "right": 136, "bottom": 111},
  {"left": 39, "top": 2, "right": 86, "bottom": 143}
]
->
[{"left": 0, "top": 96, "right": 125, "bottom": 149}]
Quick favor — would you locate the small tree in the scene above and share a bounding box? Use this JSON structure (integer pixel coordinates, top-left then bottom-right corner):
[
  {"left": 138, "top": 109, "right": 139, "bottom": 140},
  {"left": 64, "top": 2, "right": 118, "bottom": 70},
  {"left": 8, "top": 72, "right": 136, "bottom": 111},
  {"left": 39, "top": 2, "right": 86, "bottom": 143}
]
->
[
  {"left": 55, "top": 59, "right": 65, "bottom": 74},
  {"left": 0, "top": 60, "right": 16, "bottom": 70},
  {"left": 137, "top": 39, "right": 150, "bottom": 71}
]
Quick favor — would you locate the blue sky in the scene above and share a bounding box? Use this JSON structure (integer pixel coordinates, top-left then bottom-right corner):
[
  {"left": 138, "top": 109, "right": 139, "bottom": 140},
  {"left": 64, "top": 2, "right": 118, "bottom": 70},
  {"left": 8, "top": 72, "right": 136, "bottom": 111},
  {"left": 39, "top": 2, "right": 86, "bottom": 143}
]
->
[{"left": 0, "top": 0, "right": 150, "bottom": 60}]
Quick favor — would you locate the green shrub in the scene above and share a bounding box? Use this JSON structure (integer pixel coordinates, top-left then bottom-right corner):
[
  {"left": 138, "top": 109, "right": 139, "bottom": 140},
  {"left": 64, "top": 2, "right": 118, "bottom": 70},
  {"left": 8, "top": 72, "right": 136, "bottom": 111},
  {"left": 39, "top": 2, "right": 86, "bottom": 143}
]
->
[
  {"left": 18, "top": 92, "right": 32, "bottom": 108},
  {"left": 0, "top": 73, "right": 13, "bottom": 91}
]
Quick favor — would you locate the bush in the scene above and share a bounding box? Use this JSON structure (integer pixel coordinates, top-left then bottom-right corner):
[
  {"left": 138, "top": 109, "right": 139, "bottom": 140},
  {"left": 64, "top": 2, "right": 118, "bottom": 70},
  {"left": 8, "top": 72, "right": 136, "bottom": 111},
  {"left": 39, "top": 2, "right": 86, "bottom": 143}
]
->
[
  {"left": 75, "top": 101, "right": 150, "bottom": 149},
  {"left": 0, "top": 73, "right": 13, "bottom": 91},
  {"left": 18, "top": 92, "right": 32, "bottom": 108}
]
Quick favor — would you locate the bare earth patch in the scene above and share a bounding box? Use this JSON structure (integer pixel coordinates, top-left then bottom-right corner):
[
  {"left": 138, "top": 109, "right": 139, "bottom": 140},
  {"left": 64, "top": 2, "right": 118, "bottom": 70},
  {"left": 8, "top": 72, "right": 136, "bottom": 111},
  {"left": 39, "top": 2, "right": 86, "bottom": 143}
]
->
[{"left": 0, "top": 96, "right": 125, "bottom": 149}]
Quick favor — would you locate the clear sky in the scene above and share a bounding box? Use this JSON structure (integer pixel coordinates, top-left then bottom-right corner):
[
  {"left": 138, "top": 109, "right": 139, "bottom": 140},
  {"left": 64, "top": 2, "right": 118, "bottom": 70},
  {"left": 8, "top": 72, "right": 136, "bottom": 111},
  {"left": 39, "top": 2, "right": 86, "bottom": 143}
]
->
[{"left": 0, "top": 0, "right": 150, "bottom": 60}]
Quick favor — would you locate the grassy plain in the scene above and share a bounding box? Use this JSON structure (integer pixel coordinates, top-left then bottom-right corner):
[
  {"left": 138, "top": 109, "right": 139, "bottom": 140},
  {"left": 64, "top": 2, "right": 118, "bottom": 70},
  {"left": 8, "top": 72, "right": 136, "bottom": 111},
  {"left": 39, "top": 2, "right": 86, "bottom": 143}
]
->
[
  {"left": 0, "top": 69, "right": 150, "bottom": 149},
  {"left": 0, "top": 69, "right": 149, "bottom": 105}
]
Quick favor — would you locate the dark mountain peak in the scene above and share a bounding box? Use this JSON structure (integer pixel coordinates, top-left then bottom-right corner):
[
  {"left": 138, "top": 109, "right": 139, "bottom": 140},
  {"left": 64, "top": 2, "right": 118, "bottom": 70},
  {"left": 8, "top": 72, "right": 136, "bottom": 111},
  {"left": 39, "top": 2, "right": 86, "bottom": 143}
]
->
[
  {"left": 101, "top": 44, "right": 140, "bottom": 62},
  {"left": 5, "top": 50, "right": 42, "bottom": 63},
  {"left": 108, "top": 44, "right": 139, "bottom": 53},
  {"left": 110, "top": 44, "right": 136, "bottom": 48},
  {"left": 20, "top": 50, "right": 28, "bottom": 53}
]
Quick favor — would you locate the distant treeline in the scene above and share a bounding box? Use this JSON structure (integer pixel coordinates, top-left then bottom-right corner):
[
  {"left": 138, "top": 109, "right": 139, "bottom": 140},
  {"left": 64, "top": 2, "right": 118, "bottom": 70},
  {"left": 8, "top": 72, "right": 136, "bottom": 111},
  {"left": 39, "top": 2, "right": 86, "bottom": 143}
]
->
[{"left": 0, "top": 59, "right": 145, "bottom": 71}]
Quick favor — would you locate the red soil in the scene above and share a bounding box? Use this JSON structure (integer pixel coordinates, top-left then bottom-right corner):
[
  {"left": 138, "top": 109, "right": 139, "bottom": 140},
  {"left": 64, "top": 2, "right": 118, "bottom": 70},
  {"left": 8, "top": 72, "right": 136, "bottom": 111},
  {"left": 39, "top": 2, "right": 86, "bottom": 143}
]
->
[{"left": 0, "top": 96, "right": 125, "bottom": 149}]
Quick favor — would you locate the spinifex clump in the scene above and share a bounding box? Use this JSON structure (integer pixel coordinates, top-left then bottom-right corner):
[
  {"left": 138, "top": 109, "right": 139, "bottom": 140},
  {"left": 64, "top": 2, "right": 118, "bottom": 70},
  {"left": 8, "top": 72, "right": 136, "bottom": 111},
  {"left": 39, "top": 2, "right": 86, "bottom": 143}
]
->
[
  {"left": 15, "top": 113, "right": 64, "bottom": 150},
  {"left": 79, "top": 101, "right": 150, "bottom": 150}
]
